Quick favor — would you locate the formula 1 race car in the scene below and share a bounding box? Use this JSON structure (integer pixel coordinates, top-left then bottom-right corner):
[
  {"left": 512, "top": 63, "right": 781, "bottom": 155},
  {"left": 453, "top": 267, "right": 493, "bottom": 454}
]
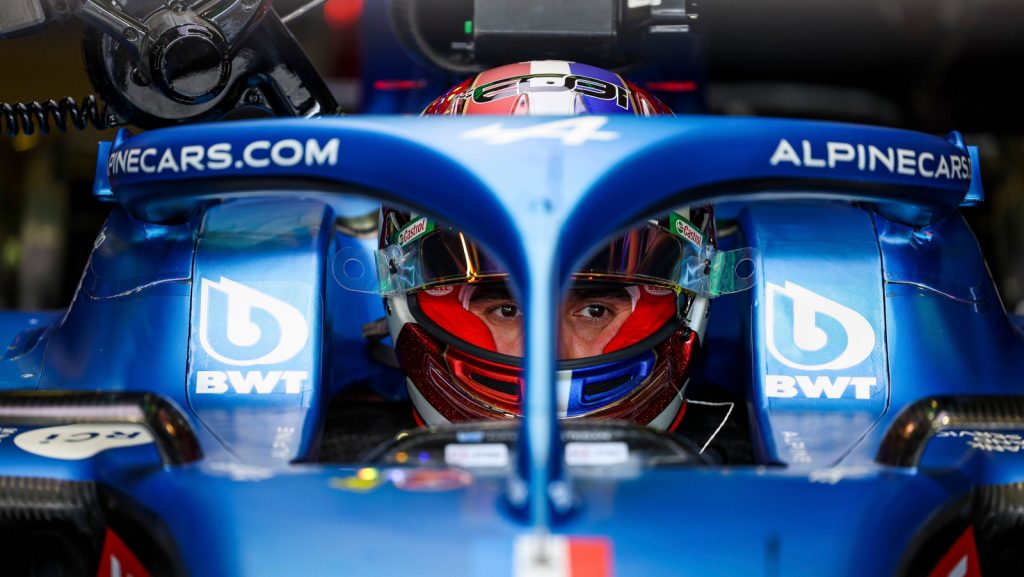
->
[{"left": 2, "top": 2, "right": 1024, "bottom": 577}]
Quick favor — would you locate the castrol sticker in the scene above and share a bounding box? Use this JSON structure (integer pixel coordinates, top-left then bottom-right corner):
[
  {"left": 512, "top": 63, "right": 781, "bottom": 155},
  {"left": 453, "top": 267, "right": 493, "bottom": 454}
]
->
[
  {"left": 670, "top": 213, "right": 704, "bottom": 249},
  {"left": 397, "top": 217, "right": 434, "bottom": 246}
]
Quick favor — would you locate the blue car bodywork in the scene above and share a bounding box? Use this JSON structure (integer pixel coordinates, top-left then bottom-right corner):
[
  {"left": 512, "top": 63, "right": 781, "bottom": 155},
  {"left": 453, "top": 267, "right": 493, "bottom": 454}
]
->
[{"left": 1, "top": 114, "right": 1023, "bottom": 576}]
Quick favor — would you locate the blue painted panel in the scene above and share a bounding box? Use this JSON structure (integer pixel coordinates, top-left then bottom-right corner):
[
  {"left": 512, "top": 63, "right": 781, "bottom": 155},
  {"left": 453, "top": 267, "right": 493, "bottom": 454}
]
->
[
  {"left": 85, "top": 207, "right": 195, "bottom": 298},
  {"left": 15, "top": 115, "right": 1014, "bottom": 560},
  {"left": 920, "top": 428, "right": 1024, "bottom": 485},
  {"left": 325, "top": 228, "right": 408, "bottom": 400},
  {"left": 878, "top": 215, "right": 1024, "bottom": 407},
  {"left": 0, "top": 422, "right": 163, "bottom": 481},
  {"left": 743, "top": 201, "right": 888, "bottom": 466},
  {"left": 39, "top": 280, "right": 192, "bottom": 394},
  {"left": 188, "top": 198, "right": 331, "bottom": 464},
  {"left": 875, "top": 211, "right": 991, "bottom": 302},
  {"left": 96, "top": 116, "right": 978, "bottom": 528},
  {"left": 36, "top": 206, "right": 196, "bottom": 403},
  {"left": 0, "top": 310, "right": 60, "bottom": 388},
  {"left": 99, "top": 464, "right": 966, "bottom": 577},
  {"left": 840, "top": 213, "right": 1024, "bottom": 472}
]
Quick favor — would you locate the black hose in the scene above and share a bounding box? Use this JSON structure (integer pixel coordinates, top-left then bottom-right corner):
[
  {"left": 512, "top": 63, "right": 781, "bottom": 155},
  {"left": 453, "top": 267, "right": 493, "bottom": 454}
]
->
[{"left": 1, "top": 95, "right": 113, "bottom": 137}]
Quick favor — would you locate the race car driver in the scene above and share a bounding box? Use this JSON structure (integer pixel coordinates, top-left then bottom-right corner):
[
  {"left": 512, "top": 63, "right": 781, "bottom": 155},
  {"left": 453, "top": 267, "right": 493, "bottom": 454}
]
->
[{"left": 334, "top": 61, "right": 752, "bottom": 463}]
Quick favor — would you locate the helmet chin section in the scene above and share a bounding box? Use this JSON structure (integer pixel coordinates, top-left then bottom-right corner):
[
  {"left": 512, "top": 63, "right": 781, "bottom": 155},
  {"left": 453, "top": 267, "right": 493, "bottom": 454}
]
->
[
  {"left": 647, "top": 382, "right": 688, "bottom": 431},
  {"left": 395, "top": 322, "right": 698, "bottom": 428},
  {"left": 407, "top": 379, "right": 450, "bottom": 426},
  {"left": 395, "top": 323, "right": 518, "bottom": 424}
]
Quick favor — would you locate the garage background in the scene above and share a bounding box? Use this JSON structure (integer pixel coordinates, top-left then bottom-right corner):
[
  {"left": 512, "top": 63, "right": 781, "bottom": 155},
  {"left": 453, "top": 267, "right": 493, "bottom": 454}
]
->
[{"left": 1, "top": 0, "right": 1022, "bottom": 312}]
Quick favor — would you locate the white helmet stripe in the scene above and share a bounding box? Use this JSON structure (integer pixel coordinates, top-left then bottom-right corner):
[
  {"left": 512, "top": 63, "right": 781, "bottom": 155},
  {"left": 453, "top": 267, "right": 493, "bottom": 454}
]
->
[
  {"left": 526, "top": 60, "right": 576, "bottom": 115},
  {"left": 407, "top": 379, "right": 451, "bottom": 425},
  {"left": 647, "top": 383, "right": 686, "bottom": 431}
]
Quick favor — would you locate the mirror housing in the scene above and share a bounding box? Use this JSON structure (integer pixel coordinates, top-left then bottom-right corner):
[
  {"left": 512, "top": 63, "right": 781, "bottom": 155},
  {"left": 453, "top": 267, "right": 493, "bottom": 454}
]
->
[
  {"left": 0, "top": 0, "right": 49, "bottom": 38},
  {"left": 0, "top": 0, "right": 82, "bottom": 38}
]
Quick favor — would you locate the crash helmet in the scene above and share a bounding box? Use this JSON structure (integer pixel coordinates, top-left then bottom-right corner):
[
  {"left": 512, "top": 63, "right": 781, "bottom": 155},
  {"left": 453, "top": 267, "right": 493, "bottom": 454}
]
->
[
  {"left": 422, "top": 60, "right": 673, "bottom": 116},
  {"left": 384, "top": 61, "right": 713, "bottom": 430}
]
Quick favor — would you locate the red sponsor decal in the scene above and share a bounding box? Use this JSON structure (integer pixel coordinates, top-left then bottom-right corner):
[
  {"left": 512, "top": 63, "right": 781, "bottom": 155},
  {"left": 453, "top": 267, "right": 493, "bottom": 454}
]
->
[
  {"left": 927, "top": 526, "right": 982, "bottom": 577},
  {"left": 514, "top": 534, "right": 614, "bottom": 577},
  {"left": 392, "top": 467, "right": 473, "bottom": 492},
  {"left": 675, "top": 219, "right": 703, "bottom": 247},
  {"left": 96, "top": 529, "right": 151, "bottom": 577},
  {"left": 568, "top": 537, "right": 613, "bottom": 577},
  {"left": 398, "top": 218, "right": 428, "bottom": 245}
]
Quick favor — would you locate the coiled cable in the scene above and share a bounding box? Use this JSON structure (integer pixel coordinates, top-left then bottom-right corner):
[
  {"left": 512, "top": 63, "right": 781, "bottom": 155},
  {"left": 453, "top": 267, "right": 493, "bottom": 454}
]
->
[{"left": 1, "top": 95, "right": 113, "bottom": 137}]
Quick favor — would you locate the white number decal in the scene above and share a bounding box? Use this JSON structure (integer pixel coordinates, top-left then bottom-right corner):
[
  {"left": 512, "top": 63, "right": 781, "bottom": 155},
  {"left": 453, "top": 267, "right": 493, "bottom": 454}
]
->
[{"left": 461, "top": 117, "right": 619, "bottom": 146}]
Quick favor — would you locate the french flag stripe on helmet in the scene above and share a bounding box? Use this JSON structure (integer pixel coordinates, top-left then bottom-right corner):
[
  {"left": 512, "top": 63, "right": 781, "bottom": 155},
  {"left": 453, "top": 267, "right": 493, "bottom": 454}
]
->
[
  {"left": 472, "top": 62, "right": 532, "bottom": 88},
  {"left": 567, "top": 62, "right": 633, "bottom": 114},
  {"left": 464, "top": 61, "right": 636, "bottom": 115},
  {"left": 465, "top": 62, "right": 532, "bottom": 114},
  {"left": 524, "top": 61, "right": 575, "bottom": 115},
  {"left": 514, "top": 534, "right": 613, "bottom": 577}
]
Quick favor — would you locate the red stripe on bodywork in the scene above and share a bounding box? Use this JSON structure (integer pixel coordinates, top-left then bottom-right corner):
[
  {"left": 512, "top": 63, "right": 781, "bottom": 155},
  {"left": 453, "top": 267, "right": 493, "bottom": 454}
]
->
[
  {"left": 927, "top": 526, "right": 982, "bottom": 577},
  {"left": 96, "top": 529, "right": 151, "bottom": 577},
  {"left": 568, "top": 537, "right": 613, "bottom": 577}
]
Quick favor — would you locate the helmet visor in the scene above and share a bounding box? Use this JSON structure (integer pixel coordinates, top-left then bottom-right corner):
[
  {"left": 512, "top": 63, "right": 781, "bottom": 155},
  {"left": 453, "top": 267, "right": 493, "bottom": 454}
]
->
[{"left": 334, "top": 216, "right": 757, "bottom": 298}]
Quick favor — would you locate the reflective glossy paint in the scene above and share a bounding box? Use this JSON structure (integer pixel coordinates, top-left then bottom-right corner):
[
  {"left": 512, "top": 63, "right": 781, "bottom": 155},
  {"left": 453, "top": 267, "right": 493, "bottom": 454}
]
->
[{"left": 0, "top": 115, "right": 1021, "bottom": 576}]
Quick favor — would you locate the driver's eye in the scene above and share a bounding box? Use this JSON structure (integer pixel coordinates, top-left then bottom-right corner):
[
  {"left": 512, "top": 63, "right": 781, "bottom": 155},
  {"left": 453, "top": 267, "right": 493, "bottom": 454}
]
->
[
  {"left": 495, "top": 304, "right": 519, "bottom": 318},
  {"left": 579, "top": 304, "right": 609, "bottom": 319}
]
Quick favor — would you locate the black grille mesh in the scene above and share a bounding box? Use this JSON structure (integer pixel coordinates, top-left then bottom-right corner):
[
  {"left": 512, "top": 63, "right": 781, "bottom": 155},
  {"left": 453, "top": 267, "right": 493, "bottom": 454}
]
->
[
  {"left": 471, "top": 373, "right": 520, "bottom": 397},
  {"left": 583, "top": 374, "right": 634, "bottom": 397}
]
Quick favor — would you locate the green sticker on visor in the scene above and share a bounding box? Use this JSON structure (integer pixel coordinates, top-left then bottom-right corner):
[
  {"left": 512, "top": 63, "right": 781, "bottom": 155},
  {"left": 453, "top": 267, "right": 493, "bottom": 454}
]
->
[
  {"left": 670, "top": 212, "right": 705, "bottom": 249},
  {"left": 707, "top": 247, "right": 760, "bottom": 297},
  {"left": 677, "top": 246, "right": 760, "bottom": 298},
  {"left": 395, "top": 216, "right": 435, "bottom": 247}
]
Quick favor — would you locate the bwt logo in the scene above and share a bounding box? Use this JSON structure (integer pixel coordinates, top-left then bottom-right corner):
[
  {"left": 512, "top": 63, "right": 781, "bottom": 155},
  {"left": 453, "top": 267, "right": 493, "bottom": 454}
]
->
[
  {"left": 765, "top": 281, "right": 878, "bottom": 401},
  {"left": 196, "top": 277, "right": 309, "bottom": 395}
]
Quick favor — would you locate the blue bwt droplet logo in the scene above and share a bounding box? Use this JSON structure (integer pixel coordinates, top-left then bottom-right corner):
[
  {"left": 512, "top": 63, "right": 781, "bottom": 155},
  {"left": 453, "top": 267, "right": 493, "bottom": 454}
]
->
[
  {"left": 198, "top": 277, "right": 309, "bottom": 366},
  {"left": 766, "top": 281, "right": 875, "bottom": 371}
]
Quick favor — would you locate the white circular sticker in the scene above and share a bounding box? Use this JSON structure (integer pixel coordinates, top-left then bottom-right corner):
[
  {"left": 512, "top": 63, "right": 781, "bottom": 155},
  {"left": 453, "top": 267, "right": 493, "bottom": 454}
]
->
[{"left": 14, "top": 424, "right": 154, "bottom": 460}]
